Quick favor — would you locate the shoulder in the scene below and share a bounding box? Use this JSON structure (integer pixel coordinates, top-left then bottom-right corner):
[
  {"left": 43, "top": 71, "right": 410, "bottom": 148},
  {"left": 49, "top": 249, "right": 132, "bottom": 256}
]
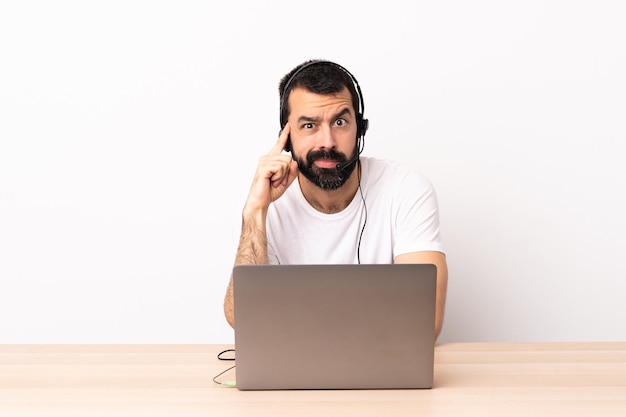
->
[{"left": 361, "top": 156, "right": 434, "bottom": 191}]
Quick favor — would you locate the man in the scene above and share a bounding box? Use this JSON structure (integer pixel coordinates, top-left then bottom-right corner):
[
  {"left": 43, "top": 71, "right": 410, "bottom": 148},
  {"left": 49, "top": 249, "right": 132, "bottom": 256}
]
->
[{"left": 224, "top": 60, "right": 448, "bottom": 340}]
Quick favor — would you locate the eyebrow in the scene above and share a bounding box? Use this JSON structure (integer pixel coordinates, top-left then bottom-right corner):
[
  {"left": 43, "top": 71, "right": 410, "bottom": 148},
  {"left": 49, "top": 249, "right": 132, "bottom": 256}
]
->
[{"left": 297, "top": 107, "right": 352, "bottom": 124}]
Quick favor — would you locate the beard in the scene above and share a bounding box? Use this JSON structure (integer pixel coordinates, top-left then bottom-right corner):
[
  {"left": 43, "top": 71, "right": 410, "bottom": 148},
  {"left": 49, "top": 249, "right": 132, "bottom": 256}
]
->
[{"left": 295, "top": 147, "right": 359, "bottom": 190}]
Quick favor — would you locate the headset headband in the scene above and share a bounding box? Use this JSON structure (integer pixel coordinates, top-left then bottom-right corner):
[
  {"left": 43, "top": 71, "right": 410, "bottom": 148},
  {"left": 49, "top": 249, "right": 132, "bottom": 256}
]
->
[{"left": 279, "top": 60, "right": 368, "bottom": 138}]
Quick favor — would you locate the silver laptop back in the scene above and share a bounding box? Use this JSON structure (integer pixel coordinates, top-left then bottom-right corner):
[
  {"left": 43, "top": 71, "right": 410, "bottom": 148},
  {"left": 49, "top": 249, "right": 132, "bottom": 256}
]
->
[{"left": 233, "top": 264, "right": 437, "bottom": 390}]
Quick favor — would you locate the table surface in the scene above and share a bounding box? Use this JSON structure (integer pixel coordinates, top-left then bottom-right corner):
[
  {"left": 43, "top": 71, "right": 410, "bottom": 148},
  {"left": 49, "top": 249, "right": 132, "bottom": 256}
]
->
[{"left": 1, "top": 342, "right": 626, "bottom": 416}]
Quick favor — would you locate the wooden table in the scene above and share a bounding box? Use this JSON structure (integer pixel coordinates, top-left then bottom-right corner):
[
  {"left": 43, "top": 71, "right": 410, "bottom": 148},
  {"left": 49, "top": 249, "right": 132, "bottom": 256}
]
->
[{"left": 1, "top": 343, "right": 625, "bottom": 416}]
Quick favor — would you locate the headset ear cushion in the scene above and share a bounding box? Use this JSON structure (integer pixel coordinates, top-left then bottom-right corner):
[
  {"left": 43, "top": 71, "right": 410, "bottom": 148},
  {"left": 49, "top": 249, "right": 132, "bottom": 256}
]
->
[{"left": 357, "top": 113, "right": 369, "bottom": 138}]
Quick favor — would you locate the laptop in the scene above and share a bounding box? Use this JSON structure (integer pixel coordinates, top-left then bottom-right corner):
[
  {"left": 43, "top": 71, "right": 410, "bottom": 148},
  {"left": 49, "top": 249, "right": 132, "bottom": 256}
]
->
[{"left": 232, "top": 263, "right": 437, "bottom": 390}]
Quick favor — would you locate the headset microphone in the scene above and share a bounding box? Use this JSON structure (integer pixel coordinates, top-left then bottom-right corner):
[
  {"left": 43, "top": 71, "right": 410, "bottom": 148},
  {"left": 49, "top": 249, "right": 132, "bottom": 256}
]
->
[{"left": 336, "top": 155, "right": 359, "bottom": 170}]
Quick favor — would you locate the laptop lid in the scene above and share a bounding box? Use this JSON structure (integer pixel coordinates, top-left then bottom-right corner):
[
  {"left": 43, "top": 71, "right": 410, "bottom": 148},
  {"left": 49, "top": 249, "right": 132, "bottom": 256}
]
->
[{"left": 233, "top": 264, "right": 437, "bottom": 390}]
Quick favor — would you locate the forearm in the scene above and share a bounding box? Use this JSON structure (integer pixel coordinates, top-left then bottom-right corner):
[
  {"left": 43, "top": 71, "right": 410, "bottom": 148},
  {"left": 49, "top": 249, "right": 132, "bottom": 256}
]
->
[
  {"left": 433, "top": 260, "right": 448, "bottom": 342},
  {"left": 394, "top": 251, "right": 448, "bottom": 342},
  {"left": 234, "top": 208, "right": 270, "bottom": 266},
  {"left": 224, "top": 208, "right": 270, "bottom": 328}
]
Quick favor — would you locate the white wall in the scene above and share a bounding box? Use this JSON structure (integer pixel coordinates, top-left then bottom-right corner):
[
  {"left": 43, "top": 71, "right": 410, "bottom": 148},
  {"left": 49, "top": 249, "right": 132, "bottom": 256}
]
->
[{"left": 1, "top": 1, "right": 625, "bottom": 343}]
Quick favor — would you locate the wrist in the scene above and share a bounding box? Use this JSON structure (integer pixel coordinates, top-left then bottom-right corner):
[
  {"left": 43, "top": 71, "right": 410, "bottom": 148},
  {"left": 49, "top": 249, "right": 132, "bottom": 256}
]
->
[{"left": 242, "top": 203, "right": 268, "bottom": 224}]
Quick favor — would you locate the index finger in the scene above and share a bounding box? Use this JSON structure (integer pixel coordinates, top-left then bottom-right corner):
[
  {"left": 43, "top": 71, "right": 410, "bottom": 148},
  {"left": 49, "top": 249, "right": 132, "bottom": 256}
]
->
[{"left": 270, "top": 123, "right": 291, "bottom": 155}]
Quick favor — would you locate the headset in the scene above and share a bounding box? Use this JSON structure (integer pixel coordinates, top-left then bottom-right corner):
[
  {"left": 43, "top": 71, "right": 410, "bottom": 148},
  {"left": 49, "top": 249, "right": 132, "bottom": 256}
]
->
[{"left": 279, "top": 60, "right": 369, "bottom": 161}]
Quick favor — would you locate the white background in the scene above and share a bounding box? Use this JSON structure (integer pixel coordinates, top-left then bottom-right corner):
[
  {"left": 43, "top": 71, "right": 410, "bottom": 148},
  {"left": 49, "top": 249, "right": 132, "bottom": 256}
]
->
[{"left": 1, "top": 1, "right": 625, "bottom": 343}]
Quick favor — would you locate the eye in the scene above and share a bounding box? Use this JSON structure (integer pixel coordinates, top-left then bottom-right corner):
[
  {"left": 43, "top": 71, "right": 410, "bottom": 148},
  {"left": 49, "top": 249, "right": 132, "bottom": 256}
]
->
[
  {"left": 334, "top": 118, "right": 347, "bottom": 127},
  {"left": 302, "top": 122, "right": 314, "bottom": 130}
]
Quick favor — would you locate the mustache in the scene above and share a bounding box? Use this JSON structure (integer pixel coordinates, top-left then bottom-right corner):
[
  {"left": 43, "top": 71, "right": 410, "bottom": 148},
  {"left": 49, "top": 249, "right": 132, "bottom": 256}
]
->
[{"left": 306, "top": 149, "right": 347, "bottom": 166}]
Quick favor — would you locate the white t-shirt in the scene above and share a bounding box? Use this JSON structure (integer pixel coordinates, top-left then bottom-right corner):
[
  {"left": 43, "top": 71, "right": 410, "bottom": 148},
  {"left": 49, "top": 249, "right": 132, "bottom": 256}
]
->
[{"left": 266, "top": 156, "right": 444, "bottom": 264}]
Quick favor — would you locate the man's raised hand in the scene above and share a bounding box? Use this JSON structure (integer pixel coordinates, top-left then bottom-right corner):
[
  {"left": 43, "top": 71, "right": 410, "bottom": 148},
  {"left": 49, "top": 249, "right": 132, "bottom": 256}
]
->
[{"left": 244, "top": 124, "right": 299, "bottom": 213}]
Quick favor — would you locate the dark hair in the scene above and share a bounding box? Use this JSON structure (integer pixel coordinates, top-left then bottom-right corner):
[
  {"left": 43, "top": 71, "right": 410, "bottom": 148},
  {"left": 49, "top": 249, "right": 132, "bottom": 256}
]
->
[{"left": 279, "top": 60, "right": 360, "bottom": 127}]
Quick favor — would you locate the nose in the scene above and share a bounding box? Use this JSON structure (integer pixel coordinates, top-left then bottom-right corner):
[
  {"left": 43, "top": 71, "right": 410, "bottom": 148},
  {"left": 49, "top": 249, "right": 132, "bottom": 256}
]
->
[{"left": 318, "top": 125, "right": 336, "bottom": 149}]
